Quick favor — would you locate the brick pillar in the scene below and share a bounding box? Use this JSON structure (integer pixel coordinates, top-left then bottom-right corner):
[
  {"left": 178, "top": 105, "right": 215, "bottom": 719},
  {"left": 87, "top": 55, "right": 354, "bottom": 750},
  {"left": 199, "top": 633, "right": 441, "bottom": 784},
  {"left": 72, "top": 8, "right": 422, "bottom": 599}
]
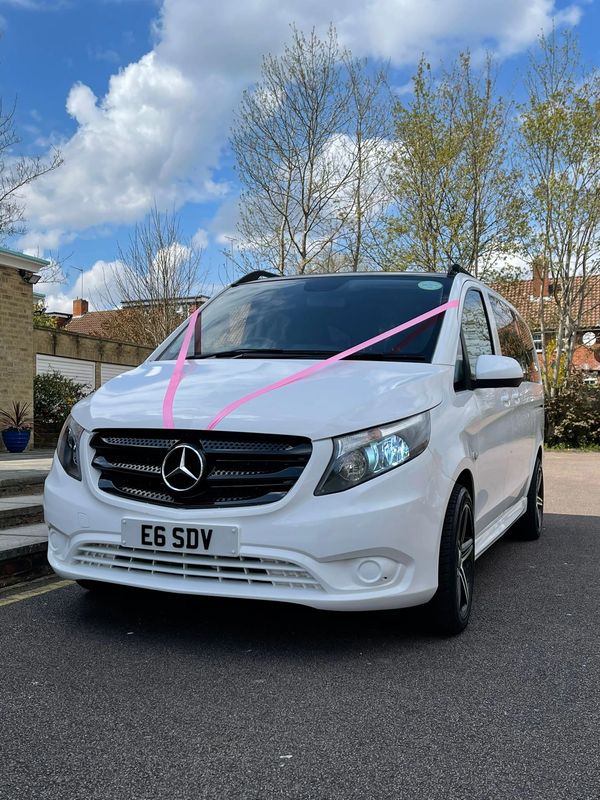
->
[{"left": 0, "top": 266, "right": 35, "bottom": 450}]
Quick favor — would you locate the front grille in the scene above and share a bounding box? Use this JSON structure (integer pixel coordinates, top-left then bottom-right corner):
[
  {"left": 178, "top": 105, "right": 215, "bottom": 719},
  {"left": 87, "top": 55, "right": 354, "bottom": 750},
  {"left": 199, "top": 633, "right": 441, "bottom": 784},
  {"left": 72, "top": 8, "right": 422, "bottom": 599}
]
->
[
  {"left": 73, "top": 543, "right": 324, "bottom": 591},
  {"left": 90, "top": 429, "right": 312, "bottom": 508}
]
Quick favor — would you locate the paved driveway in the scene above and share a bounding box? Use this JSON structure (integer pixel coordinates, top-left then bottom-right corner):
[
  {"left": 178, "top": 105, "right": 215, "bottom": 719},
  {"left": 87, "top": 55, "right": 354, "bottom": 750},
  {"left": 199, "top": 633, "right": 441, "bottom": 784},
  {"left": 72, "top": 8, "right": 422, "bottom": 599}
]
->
[{"left": 0, "top": 452, "right": 598, "bottom": 800}]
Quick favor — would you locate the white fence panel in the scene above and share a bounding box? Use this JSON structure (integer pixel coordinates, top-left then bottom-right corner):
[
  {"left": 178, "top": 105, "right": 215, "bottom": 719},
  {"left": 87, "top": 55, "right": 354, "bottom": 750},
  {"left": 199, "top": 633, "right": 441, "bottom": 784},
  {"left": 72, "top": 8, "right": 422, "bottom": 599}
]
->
[
  {"left": 36, "top": 354, "right": 95, "bottom": 393},
  {"left": 100, "top": 363, "right": 132, "bottom": 384}
]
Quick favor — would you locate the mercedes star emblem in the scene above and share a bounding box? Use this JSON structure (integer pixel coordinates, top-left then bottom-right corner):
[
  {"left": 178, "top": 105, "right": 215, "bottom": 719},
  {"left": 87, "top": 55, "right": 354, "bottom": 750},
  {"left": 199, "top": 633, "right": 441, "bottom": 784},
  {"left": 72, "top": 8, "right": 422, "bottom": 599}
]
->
[{"left": 161, "top": 443, "right": 206, "bottom": 492}]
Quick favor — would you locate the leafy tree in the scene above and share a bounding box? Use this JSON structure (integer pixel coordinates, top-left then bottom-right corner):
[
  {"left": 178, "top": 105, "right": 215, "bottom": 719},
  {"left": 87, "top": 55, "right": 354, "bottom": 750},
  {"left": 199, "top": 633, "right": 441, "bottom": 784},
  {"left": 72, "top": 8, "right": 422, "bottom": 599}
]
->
[
  {"left": 33, "top": 301, "right": 57, "bottom": 329},
  {"left": 386, "top": 53, "right": 526, "bottom": 277},
  {"left": 519, "top": 30, "right": 600, "bottom": 395}
]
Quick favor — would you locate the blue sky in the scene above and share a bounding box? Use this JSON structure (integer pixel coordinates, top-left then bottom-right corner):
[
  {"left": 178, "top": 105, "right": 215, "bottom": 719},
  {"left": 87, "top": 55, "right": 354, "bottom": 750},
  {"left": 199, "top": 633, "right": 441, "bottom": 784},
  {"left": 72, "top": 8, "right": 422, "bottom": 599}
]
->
[{"left": 0, "top": 0, "right": 598, "bottom": 311}]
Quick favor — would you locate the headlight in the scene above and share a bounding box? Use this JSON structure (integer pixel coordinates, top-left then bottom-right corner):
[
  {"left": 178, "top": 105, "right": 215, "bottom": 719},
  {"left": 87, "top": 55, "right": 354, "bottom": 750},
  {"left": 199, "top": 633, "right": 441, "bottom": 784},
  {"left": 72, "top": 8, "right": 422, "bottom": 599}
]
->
[
  {"left": 315, "top": 412, "right": 430, "bottom": 495},
  {"left": 56, "top": 415, "right": 84, "bottom": 481}
]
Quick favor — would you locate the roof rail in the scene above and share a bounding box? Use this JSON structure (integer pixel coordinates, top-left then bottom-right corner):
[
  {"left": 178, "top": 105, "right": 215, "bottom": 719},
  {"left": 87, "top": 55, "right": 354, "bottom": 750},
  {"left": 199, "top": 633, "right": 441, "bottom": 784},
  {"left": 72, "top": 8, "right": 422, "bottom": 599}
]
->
[
  {"left": 447, "top": 263, "right": 472, "bottom": 279},
  {"left": 230, "top": 270, "right": 279, "bottom": 287}
]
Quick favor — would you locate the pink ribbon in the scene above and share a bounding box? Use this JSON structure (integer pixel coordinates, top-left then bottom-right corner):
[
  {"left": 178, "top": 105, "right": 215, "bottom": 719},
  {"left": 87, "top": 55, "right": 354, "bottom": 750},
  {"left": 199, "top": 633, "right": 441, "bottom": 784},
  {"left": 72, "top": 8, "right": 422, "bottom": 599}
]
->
[
  {"left": 162, "top": 299, "right": 458, "bottom": 430},
  {"left": 162, "top": 306, "right": 201, "bottom": 429}
]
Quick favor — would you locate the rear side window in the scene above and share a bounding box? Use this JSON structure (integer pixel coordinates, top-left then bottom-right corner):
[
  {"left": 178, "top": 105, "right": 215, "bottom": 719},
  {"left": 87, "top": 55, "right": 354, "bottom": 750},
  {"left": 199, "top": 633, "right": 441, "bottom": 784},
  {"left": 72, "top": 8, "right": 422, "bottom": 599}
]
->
[
  {"left": 489, "top": 295, "right": 540, "bottom": 383},
  {"left": 460, "top": 290, "right": 494, "bottom": 381}
]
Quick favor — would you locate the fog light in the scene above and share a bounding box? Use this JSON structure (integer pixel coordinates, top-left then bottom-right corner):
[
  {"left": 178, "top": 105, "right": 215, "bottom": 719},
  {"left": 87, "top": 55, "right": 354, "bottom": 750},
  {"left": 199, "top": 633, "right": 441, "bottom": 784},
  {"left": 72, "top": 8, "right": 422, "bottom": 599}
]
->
[
  {"left": 356, "top": 559, "right": 384, "bottom": 584},
  {"left": 48, "top": 528, "right": 68, "bottom": 558}
]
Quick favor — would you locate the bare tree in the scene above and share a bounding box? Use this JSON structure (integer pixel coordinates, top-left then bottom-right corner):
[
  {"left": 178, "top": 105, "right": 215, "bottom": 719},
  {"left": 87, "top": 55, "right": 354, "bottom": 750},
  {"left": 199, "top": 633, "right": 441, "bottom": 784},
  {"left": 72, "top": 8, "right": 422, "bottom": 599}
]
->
[
  {"left": 519, "top": 30, "right": 600, "bottom": 394},
  {"left": 100, "top": 206, "right": 205, "bottom": 347},
  {"left": 0, "top": 100, "right": 62, "bottom": 240},
  {"left": 229, "top": 26, "right": 392, "bottom": 275},
  {"left": 334, "top": 59, "right": 394, "bottom": 271}
]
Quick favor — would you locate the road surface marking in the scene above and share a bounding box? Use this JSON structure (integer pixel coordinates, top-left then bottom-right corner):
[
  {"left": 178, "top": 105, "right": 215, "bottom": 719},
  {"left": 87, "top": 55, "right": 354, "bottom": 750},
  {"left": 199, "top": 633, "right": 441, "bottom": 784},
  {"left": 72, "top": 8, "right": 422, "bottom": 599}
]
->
[{"left": 0, "top": 579, "right": 73, "bottom": 608}]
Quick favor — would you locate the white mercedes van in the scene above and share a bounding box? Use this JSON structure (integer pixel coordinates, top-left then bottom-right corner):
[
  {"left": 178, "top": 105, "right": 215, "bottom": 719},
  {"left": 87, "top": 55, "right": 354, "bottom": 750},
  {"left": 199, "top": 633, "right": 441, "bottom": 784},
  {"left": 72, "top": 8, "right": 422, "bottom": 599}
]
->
[{"left": 44, "top": 269, "right": 544, "bottom": 634}]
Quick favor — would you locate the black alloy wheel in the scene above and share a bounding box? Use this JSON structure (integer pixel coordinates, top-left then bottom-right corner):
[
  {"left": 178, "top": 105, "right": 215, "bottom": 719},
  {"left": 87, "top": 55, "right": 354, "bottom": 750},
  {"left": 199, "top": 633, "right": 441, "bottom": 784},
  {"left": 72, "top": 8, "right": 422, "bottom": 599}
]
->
[
  {"left": 515, "top": 457, "right": 544, "bottom": 541},
  {"left": 428, "top": 484, "right": 475, "bottom": 636}
]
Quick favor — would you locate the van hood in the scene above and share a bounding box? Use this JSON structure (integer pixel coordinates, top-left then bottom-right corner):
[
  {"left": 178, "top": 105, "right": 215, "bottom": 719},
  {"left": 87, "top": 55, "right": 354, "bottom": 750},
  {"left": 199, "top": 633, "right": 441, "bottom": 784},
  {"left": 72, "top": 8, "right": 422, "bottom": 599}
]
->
[{"left": 74, "top": 358, "right": 450, "bottom": 440}]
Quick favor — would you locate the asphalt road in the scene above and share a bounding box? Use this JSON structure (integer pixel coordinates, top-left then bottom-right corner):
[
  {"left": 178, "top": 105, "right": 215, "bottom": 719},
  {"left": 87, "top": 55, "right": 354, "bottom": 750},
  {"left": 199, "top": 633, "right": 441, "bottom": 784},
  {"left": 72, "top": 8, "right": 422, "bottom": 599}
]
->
[{"left": 1, "top": 452, "right": 599, "bottom": 800}]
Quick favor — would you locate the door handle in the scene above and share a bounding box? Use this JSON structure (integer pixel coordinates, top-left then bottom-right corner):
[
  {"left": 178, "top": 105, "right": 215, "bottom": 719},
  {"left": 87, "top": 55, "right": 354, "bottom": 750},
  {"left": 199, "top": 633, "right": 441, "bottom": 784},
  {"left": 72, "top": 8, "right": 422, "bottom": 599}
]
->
[{"left": 501, "top": 392, "right": 510, "bottom": 407}]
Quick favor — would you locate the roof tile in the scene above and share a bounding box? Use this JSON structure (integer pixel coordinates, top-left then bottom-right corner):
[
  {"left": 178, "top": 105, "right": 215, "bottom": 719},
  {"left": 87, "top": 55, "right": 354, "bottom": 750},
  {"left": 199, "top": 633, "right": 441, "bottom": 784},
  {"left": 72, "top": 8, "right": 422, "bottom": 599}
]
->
[
  {"left": 64, "top": 310, "right": 121, "bottom": 338},
  {"left": 491, "top": 276, "right": 600, "bottom": 331}
]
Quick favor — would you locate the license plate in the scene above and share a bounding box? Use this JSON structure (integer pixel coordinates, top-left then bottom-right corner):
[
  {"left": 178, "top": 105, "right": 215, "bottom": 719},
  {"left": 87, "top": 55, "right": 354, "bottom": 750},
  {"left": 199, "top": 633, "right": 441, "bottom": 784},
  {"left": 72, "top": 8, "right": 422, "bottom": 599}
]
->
[{"left": 121, "top": 519, "right": 239, "bottom": 556}]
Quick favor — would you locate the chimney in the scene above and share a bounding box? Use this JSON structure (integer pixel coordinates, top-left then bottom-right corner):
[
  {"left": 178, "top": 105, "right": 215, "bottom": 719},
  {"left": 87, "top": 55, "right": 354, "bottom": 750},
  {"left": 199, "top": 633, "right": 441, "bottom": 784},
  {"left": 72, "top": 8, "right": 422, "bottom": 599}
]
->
[
  {"left": 73, "top": 298, "right": 89, "bottom": 317},
  {"left": 531, "top": 260, "right": 550, "bottom": 299}
]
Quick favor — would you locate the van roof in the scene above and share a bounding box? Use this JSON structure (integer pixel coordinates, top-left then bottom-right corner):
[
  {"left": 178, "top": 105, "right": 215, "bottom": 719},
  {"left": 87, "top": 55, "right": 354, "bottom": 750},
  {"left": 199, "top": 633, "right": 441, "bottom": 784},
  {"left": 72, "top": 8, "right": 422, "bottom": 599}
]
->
[{"left": 232, "top": 270, "right": 461, "bottom": 285}]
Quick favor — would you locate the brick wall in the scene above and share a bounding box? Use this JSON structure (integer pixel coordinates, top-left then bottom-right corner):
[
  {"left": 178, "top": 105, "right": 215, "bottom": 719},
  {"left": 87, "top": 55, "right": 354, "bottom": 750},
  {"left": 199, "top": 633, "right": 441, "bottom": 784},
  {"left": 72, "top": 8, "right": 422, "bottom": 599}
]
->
[
  {"left": 34, "top": 327, "right": 153, "bottom": 388},
  {"left": 0, "top": 266, "right": 34, "bottom": 449}
]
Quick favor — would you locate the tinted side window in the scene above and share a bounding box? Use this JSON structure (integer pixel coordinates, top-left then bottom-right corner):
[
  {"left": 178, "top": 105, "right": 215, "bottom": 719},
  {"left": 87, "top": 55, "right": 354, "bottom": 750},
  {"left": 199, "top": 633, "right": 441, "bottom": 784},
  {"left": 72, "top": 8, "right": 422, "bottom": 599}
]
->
[
  {"left": 489, "top": 295, "right": 539, "bottom": 382},
  {"left": 461, "top": 290, "right": 494, "bottom": 380},
  {"left": 514, "top": 314, "right": 541, "bottom": 383}
]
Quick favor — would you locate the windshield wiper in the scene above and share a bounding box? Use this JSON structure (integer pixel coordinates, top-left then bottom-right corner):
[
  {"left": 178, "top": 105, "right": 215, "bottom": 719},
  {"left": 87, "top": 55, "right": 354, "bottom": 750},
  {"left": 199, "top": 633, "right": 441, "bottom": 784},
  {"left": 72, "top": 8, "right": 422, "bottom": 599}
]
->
[
  {"left": 343, "top": 352, "right": 427, "bottom": 362},
  {"left": 188, "top": 348, "right": 339, "bottom": 359},
  {"left": 188, "top": 348, "right": 427, "bottom": 362}
]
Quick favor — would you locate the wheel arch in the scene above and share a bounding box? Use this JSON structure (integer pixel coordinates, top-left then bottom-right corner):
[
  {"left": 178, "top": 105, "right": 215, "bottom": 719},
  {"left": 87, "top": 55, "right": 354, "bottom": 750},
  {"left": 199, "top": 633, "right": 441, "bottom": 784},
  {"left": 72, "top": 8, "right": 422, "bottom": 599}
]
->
[
  {"left": 435, "top": 465, "right": 476, "bottom": 558},
  {"left": 536, "top": 444, "right": 543, "bottom": 464},
  {"left": 454, "top": 468, "right": 475, "bottom": 503}
]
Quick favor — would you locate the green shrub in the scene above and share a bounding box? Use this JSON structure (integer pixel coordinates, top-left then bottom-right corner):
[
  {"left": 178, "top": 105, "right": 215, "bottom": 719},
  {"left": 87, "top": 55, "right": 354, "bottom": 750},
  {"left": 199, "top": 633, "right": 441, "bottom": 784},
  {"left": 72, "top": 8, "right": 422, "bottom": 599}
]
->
[
  {"left": 34, "top": 371, "right": 88, "bottom": 445},
  {"left": 545, "top": 376, "right": 600, "bottom": 448}
]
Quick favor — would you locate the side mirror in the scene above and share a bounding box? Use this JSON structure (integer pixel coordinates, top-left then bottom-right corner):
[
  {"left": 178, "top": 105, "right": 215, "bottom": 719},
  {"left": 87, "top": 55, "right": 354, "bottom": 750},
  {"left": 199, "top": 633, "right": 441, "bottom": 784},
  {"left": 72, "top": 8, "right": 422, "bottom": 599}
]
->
[{"left": 473, "top": 354, "right": 523, "bottom": 389}]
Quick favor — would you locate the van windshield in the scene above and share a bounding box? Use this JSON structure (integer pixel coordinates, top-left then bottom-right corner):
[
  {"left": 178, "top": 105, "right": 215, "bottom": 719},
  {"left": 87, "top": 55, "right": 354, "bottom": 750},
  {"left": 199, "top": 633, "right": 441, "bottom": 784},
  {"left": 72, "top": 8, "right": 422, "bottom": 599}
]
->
[{"left": 157, "top": 274, "right": 452, "bottom": 363}]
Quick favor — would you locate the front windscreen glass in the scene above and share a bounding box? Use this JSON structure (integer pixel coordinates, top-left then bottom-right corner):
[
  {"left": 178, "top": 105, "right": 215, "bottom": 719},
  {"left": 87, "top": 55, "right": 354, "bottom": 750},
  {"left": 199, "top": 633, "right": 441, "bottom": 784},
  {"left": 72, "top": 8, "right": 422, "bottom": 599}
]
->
[{"left": 157, "top": 274, "right": 452, "bottom": 363}]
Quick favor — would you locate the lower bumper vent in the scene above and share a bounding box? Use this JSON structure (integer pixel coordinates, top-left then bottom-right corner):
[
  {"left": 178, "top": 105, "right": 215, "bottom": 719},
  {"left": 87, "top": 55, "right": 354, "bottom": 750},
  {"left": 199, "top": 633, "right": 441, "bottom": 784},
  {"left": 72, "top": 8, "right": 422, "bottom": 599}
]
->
[{"left": 73, "top": 543, "right": 324, "bottom": 592}]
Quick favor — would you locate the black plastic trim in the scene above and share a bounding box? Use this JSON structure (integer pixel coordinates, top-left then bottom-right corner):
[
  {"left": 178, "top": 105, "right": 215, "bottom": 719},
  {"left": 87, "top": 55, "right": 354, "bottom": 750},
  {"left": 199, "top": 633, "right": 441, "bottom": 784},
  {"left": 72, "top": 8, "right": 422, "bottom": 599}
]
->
[
  {"left": 230, "top": 270, "right": 279, "bottom": 287},
  {"left": 473, "top": 376, "right": 523, "bottom": 389}
]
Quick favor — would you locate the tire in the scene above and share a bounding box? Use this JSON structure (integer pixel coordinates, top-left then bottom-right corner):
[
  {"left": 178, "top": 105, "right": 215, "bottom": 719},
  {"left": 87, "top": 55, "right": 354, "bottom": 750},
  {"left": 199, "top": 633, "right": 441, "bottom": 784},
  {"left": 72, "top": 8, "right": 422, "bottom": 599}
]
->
[
  {"left": 514, "top": 457, "right": 544, "bottom": 541},
  {"left": 428, "top": 484, "right": 475, "bottom": 636}
]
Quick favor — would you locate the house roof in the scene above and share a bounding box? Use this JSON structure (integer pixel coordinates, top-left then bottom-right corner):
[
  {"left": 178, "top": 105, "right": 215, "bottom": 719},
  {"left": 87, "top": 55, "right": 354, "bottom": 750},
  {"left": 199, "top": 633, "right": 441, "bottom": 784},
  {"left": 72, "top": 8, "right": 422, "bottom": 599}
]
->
[
  {"left": 0, "top": 245, "right": 49, "bottom": 271},
  {"left": 60, "top": 296, "right": 208, "bottom": 344},
  {"left": 64, "top": 310, "right": 121, "bottom": 338},
  {"left": 492, "top": 276, "right": 600, "bottom": 332}
]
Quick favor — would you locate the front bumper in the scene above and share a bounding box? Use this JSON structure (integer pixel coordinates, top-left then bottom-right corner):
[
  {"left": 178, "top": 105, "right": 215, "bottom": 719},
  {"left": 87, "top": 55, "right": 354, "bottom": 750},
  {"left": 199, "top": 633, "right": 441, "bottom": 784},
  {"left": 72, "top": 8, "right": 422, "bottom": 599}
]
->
[{"left": 44, "top": 435, "right": 450, "bottom": 611}]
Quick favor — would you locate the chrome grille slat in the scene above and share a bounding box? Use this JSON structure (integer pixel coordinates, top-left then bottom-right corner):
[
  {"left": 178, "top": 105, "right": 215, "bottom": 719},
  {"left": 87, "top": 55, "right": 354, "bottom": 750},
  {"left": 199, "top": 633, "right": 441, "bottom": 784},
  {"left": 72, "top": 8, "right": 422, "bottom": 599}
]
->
[
  {"left": 101, "top": 436, "right": 179, "bottom": 449},
  {"left": 72, "top": 543, "right": 324, "bottom": 591},
  {"left": 117, "top": 485, "right": 175, "bottom": 503},
  {"left": 111, "top": 462, "right": 161, "bottom": 474},
  {"left": 91, "top": 428, "right": 312, "bottom": 509}
]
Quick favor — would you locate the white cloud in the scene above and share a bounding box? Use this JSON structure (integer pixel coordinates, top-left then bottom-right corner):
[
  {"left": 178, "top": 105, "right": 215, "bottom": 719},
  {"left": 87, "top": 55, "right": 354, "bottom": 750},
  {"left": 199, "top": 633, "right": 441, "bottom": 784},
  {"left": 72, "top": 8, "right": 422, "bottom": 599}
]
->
[
  {"left": 332, "top": 0, "right": 582, "bottom": 61},
  {"left": 192, "top": 227, "right": 209, "bottom": 249},
  {"left": 19, "top": 0, "right": 583, "bottom": 252},
  {"left": 19, "top": 52, "right": 207, "bottom": 248}
]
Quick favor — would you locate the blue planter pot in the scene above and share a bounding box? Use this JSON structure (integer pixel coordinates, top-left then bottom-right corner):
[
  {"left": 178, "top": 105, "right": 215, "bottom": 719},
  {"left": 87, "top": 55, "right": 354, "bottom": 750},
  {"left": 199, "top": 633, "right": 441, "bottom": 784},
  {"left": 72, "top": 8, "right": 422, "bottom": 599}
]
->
[{"left": 2, "top": 429, "right": 31, "bottom": 453}]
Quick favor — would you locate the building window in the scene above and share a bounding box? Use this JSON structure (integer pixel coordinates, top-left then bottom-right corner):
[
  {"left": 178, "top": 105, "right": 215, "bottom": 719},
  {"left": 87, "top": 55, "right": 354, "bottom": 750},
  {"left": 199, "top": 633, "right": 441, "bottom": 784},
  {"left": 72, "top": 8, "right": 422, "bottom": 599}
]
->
[
  {"left": 532, "top": 332, "right": 543, "bottom": 353},
  {"left": 582, "top": 372, "right": 598, "bottom": 387}
]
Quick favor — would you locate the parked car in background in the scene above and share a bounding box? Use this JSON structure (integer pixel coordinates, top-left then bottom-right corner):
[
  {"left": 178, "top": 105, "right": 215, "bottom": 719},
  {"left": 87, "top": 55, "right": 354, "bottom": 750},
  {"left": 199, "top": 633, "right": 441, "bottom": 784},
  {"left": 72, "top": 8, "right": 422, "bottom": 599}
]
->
[{"left": 44, "top": 269, "right": 544, "bottom": 634}]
